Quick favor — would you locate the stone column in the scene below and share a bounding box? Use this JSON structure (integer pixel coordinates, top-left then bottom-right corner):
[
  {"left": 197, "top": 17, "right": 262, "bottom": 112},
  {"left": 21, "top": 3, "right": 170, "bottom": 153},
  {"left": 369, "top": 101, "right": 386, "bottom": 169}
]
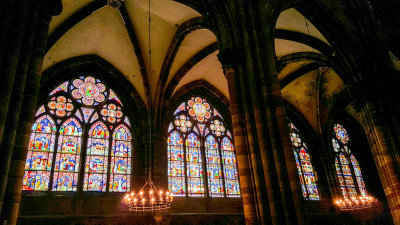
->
[
  {"left": 0, "top": 0, "right": 41, "bottom": 214},
  {"left": 0, "top": 0, "right": 33, "bottom": 147},
  {"left": 217, "top": 49, "right": 258, "bottom": 224},
  {"left": 360, "top": 101, "right": 400, "bottom": 224},
  {"left": 0, "top": 1, "right": 62, "bottom": 224}
]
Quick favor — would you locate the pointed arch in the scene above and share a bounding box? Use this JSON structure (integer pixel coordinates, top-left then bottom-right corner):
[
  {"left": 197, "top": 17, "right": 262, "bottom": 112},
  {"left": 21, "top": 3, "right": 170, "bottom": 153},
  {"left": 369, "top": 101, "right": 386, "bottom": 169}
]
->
[{"left": 23, "top": 74, "right": 134, "bottom": 193}]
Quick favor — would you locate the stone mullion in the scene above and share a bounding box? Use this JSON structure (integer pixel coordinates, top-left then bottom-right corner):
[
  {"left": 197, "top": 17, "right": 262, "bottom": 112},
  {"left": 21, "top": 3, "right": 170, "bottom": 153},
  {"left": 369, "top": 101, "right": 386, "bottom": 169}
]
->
[
  {"left": 222, "top": 65, "right": 258, "bottom": 224},
  {"left": 0, "top": 0, "right": 40, "bottom": 214},
  {"left": 0, "top": 1, "right": 57, "bottom": 223},
  {"left": 360, "top": 102, "right": 400, "bottom": 224},
  {"left": 0, "top": 0, "right": 32, "bottom": 148}
]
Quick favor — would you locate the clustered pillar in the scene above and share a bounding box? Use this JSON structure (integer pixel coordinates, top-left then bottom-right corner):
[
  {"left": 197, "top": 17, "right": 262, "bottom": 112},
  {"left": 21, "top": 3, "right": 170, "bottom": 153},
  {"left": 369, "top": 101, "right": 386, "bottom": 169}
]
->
[
  {"left": 360, "top": 100, "right": 400, "bottom": 224},
  {"left": 218, "top": 45, "right": 306, "bottom": 225},
  {"left": 0, "top": 0, "right": 62, "bottom": 224}
]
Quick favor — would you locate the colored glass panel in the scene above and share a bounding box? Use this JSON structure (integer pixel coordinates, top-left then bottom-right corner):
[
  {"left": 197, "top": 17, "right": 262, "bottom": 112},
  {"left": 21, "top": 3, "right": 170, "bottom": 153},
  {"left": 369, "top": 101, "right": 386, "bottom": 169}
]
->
[
  {"left": 53, "top": 118, "right": 82, "bottom": 191},
  {"left": 187, "top": 97, "right": 212, "bottom": 122},
  {"left": 81, "top": 107, "right": 94, "bottom": 123},
  {"left": 109, "top": 89, "right": 122, "bottom": 105},
  {"left": 174, "top": 114, "right": 192, "bottom": 133},
  {"left": 110, "top": 124, "right": 131, "bottom": 192},
  {"left": 84, "top": 122, "right": 109, "bottom": 192},
  {"left": 71, "top": 76, "right": 107, "bottom": 106},
  {"left": 168, "top": 131, "right": 185, "bottom": 196},
  {"left": 221, "top": 137, "right": 240, "bottom": 197},
  {"left": 47, "top": 96, "right": 74, "bottom": 117},
  {"left": 23, "top": 115, "right": 56, "bottom": 191},
  {"left": 50, "top": 81, "right": 68, "bottom": 95},
  {"left": 333, "top": 124, "right": 367, "bottom": 199},
  {"left": 289, "top": 122, "right": 319, "bottom": 200},
  {"left": 210, "top": 119, "right": 225, "bottom": 137},
  {"left": 186, "top": 133, "right": 204, "bottom": 196},
  {"left": 334, "top": 124, "right": 349, "bottom": 144},
  {"left": 205, "top": 135, "right": 223, "bottom": 197},
  {"left": 351, "top": 155, "right": 368, "bottom": 197}
]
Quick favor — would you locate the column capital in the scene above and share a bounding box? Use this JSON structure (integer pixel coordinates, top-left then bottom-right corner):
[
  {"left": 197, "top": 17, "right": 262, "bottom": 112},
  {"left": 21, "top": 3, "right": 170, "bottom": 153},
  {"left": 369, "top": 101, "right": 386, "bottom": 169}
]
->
[
  {"left": 217, "top": 47, "right": 244, "bottom": 72},
  {"left": 42, "top": 0, "right": 63, "bottom": 16}
]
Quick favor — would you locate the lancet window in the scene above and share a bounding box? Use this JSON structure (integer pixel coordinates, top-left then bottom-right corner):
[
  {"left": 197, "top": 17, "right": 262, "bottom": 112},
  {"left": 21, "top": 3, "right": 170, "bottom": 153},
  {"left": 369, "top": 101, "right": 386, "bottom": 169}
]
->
[{"left": 288, "top": 123, "right": 320, "bottom": 200}]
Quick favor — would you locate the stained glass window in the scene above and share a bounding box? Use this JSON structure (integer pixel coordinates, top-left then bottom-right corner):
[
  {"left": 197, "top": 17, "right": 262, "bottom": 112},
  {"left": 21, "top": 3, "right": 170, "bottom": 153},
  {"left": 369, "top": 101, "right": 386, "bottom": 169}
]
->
[
  {"left": 23, "top": 115, "right": 56, "bottom": 191},
  {"left": 332, "top": 124, "right": 367, "bottom": 199},
  {"left": 288, "top": 123, "right": 319, "bottom": 200},
  {"left": 221, "top": 137, "right": 240, "bottom": 197},
  {"left": 205, "top": 135, "right": 223, "bottom": 197},
  {"left": 168, "top": 131, "right": 185, "bottom": 196},
  {"left": 84, "top": 122, "right": 109, "bottom": 192},
  {"left": 186, "top": 133, "right": 204, "bottom": 196},
  {"left": 167, "top": 97, "right": 240, "bottom": 198},
  {"left": 110, "top": 124, "right": 132, "bottom": 192},
  {"left": 23, "top": 76, "right": 132, "bottom": 193}
]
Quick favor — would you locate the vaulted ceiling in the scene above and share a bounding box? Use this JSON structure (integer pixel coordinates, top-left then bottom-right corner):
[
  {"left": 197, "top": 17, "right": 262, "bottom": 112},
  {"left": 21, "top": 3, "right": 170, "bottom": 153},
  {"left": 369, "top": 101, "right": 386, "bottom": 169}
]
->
[{"left": 43, "top": 0, "right": 360, "bottom": 132}]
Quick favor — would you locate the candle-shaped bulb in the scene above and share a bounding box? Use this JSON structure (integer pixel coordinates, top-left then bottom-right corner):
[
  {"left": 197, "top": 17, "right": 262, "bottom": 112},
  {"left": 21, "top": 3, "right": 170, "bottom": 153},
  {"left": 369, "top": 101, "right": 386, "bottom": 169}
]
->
[{"left": 140, "top": 191, "right": 143, "bottom": 195}]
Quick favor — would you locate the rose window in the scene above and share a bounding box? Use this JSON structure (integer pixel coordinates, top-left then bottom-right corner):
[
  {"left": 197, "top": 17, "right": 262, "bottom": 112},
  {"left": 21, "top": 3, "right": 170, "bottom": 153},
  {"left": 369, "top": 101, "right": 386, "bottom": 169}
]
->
[
  {"left": 71, "top": 76, "right": 107, "bottom": 106},
  {"left": 174, "top": 115, "right": 192, "bottom": 133},
  {"left": 187, "top": 97, "right": 211, "bottom": 122},
  {"left": 101, "top": 104, "right": 123, "bottom": 123},
  {"left": 209, "top": 119, "right": 225, "bottom": 136},
  {"left": 47, "top": 96, "right": 74, "bottom": 117},
  {"left": 334, "top": 124, "right": 349, "bottom": 144}
]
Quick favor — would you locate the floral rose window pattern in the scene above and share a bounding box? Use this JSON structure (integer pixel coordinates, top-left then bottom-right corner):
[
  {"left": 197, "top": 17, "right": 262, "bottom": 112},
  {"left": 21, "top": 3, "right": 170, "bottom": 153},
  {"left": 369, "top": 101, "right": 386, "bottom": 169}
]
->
[
  {"left": 23, "top": 75, "right": 132, "bottom": 192},
  {"left": 288, "top": 123, "right": 319, "bottom": 200},
  {"left": 332, "top": 124, "right": 367, "bottom": 198},
  {"left": 71, "top": 76, "right": 107, "bottom": 106},
  {"left": 167, "top": 96, "right": 240, "bottom": 198}
]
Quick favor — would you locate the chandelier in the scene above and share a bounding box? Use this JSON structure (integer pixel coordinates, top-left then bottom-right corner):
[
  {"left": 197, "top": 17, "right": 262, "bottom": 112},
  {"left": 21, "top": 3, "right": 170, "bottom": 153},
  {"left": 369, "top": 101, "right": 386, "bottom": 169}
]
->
[
  {"left": 122, "top": 0, "right": 173, "bottom": 222},
  {"left": 123, "top": 176, "right": 173, "bottom": 212},
  {"left": 335, "top": 196, "right": 374, "bottom": 211}
]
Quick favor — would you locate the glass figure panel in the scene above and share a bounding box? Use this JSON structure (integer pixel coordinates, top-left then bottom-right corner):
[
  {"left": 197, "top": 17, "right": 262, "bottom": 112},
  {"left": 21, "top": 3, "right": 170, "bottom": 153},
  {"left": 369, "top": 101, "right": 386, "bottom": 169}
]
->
[
  {"left": 23, "top": 115, "right": 56, "bottom": 191},
  {"left": 186, "top": 133, "right": 204, "bottom": 196},
  {"left": 84, "top": 122, "right": 109, "bottom": 192},
  {"left": 168, "top": 131, "right": 185, "bottom": 196},
  {"left": 110, "top": 124, "right": 132, "bottom": 192},
  {"left": 53, "top": 118, "right": 82, "bottom": 192},
  {"left": 221, "top": 137, "right": 240, "bottom": 197}
]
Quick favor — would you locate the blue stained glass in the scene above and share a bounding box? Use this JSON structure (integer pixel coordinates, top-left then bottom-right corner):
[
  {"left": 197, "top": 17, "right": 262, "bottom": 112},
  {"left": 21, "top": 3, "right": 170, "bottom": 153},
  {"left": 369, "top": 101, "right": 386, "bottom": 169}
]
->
[
  {"left": 186, "top": 133, "right": 204, "bottom": 196},
  {"left": 110, "top": 124, "right": 131, "bottom": 192},
  {"left": 84, "top": 122, "right": 109, "bottom": 192},
  {"left": 109, "top": 174, "right": 129, "bottom": 192},
  {"left": 168, "top": 131, "right": 186, "bottom": 196},
  {"left": 221, "top": 137, "right": 240, "bottom": 197},
  {"left": 23, "top": 115, "right": 56, "bottom": 191},
  {"left": 53, "top": 118, "right": 82, "bottom": 192},
  {"left": 289, "top": 123, "right": 319, "bottom": 200},
  {"left": 205, "top": 135, "right": 223, "bottom": 196}
]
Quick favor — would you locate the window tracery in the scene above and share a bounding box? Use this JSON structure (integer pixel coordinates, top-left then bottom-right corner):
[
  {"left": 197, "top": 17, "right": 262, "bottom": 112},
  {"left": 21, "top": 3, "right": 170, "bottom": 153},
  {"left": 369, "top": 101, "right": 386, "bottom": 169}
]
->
[
  {"left": 167, "top": 97, "right": 240, "bottom": 198},
  {"left": 23, "top": 76, "right": 132, "bottom": 192},
  {"left": 332, "top": 124, "right": 367, "bottom": 198}
]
